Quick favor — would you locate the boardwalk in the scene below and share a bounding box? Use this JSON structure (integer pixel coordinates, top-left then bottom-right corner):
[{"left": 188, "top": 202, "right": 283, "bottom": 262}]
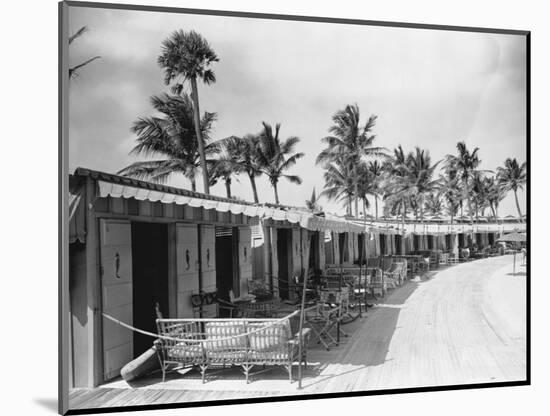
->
[{"left": 69, "top": 255, "right": 526, "bottom": 410}]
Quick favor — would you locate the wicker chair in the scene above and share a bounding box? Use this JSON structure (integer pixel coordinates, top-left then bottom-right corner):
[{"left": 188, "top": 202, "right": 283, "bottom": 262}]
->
[
  {"left": 386, "top": 261, "right": 407, "bottom": 285},
  {"left": 155, "top": 318, "right": 310, "bottom": 383},
  {"left": 366, "top": 267, "right": 387, "bottom": 297}
]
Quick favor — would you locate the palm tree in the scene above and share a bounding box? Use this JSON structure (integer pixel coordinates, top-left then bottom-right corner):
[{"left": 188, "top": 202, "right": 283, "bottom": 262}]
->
[
  {"left": 367, "top": 160, "right": 384, "bottom": 219},
  {"left": 320, "top": 158, "right": 356, "bottom": 216},
  {"left": 405, "top": 147, "right": 441, "bottom": 222},
  {"left": 470, "top": 171, "right": 488, "bottom": 220},
  {"left": 316, "top": 104, "right": 387, "bottom": 217},
  {"left": 497, "top": 158, "right": 527, "bottom": 219},
  {"left": 118, "top": 93, "right": 216, "bottom": 190},
  {"left": 383, "top": 177, "right": 415, "bottom": 231},
  {"left": 382, "top": 145, "right": 413, "bottom": 229},
  {"left": 438, "top": 168, "right": 461, "bottom": 226},
  {"left": 425, "top": 193, "right": 444, "bottom": 216},
  {"left": 208, "top": 137, "right": 243, "bottom": 198},
  {"left": 158, "top": 30, "right": 219, "bottom": 194},
  {"left": 485, "top": 176, "right": 507, "bottom": 219},
  {"left": 216, "top": 135, "right": 264, "bottom": 203},
  {"left": 69, "top": 26, "right": 100, "bottom": 79},
  {"left": 355, "top": 162, "right": 375, "bottom": 219},
  {"left": 305, "top": 188, "right": 322, "bottom": 212},
  {"left": 445, "top": 141, "right": 483, "bottom": 222},
  {"left": 255, "top": 122, "right": 304, "bottom": 204}
]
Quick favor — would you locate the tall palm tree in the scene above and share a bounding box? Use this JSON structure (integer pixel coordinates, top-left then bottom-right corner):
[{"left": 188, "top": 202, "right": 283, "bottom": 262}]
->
[
  {"left": 158, "top": 30, "right": 219, "bottom": 194},
  {"left": 255, "top": 122, "right": 304, "bottom": 204},
  {"left": 118, "top": 93, "right": 216, "bottom": 190},
  {"left": 497, "top": 158, "right": 527, "bottom": 220},
  {"left": 445, "top": 141, "right": 483, "bottom": 222},
  {"left": 316, "top": 104, "right": 387, "bottom": 217},
  {"left": 69, "top": 26, "right": 101, "bottom": 79}
]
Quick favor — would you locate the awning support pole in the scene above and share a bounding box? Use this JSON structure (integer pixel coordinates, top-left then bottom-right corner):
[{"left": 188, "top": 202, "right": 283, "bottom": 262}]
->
[{"left": 297, "top": 235, "right": 311, "bottom": 390}]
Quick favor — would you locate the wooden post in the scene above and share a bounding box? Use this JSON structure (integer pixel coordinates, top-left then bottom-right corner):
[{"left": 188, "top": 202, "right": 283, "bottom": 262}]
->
[
  {"left": 197, "top": 224, "right": 202, "bottom": 316},
  {"left": 85, "top": 176, "right": 101, "bottom": 387},
  {"left": 167, "top": 223, "right": 177, "bottom": 317},
  {"left": 358, "top": 231, "right": 364, "bottom": 317},
  {"left": 298, "top": 232, "right": 312, "bottom": 389}
]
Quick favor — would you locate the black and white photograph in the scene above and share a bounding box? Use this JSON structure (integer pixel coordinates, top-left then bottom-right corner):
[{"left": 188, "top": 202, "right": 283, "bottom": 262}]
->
[{"left": 60, "top": 1, "right": 528, "bottom": 414}]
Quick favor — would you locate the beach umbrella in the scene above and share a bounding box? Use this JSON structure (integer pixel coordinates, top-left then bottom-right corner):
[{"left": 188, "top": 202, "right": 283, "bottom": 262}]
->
[{"left": 497, "top": 232, "right": 527, "bottom": 274}]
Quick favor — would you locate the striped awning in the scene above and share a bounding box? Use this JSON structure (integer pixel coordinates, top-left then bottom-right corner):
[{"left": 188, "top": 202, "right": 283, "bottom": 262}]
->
[
  {"left": 355, "top": 220, "right": 526, "bottom": 235},
  {"left": 97, "top": 180, "right": 364, "bottom": 234}
]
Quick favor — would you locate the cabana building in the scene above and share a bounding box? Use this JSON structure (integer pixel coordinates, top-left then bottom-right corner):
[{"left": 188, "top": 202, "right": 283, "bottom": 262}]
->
[
  {"left": 251, "top": 212, "right": 364, "bottom": 301},
  {"left": 67, "top": 168, "right": 364, "bottom": 388},
  {"left": 68, "top": 168, "right": 275, "bottom": 388}
]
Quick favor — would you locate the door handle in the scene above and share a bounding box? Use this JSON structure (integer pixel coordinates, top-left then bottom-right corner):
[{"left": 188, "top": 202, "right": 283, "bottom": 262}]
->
[{"left": 114, "top": 252, "right": 121, "bottom": 279}]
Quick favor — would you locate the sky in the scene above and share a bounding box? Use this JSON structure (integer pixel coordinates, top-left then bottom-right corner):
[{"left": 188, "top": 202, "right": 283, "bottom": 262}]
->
[{"left": 67, "top": 6, "right": 527, "bottom": 217}]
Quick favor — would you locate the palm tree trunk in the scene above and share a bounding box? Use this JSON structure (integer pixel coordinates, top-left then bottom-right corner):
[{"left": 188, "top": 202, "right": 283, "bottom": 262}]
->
[
  {"left": 513, "top": 189, "right": 523, "bottom": 220},
  {"left": 401, "top": 199, "right": 406, "bottom": 232},
  {"left": 191, "top": 178, "right": 197, "bottom": 192},
  {"left": 225, "top": 178, "right": 231, "bottom": 198},
  {"left": 273, "top": 181, "right": 280, "bottom": 205},
  {"left": 375, "top": 195, "right": 379, "bottom": 219},
  {"left": 465, "top": 178, "right": 473, "bottom": 222},
  {"left": 248, "top": 173, "right": 259, "bottom": 203},
  {"left": 190, "top": 77, "right": 210, "bottom": 194},
  {"left": 354, "top": 183, "right": 359, "bottom": 218}
]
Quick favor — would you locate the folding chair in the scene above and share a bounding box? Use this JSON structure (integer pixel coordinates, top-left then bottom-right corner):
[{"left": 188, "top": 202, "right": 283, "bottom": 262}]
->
[{"left": 304, "top": 302, "right": 341, "bottom": 350}]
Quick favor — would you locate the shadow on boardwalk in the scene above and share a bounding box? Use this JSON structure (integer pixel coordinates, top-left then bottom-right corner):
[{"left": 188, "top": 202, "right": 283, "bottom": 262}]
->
[{"left": 300, "top": 275, "right": 432, "bottom": 390}]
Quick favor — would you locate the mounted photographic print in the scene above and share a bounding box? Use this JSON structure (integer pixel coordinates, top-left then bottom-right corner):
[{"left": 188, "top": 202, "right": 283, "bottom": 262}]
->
[{"left": 59, "top": 1, "right": 529, "bottom": 414}]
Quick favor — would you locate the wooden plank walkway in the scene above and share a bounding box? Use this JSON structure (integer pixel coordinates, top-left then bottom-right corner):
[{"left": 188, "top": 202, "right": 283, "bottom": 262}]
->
[{"left": 69, "top": 255, "right": 526, "bottom": 410}]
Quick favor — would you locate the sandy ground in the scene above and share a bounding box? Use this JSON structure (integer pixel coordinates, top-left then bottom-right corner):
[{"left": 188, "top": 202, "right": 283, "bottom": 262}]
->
[{"left": 70, "top": 255, "right": 527, "bottom": 409}]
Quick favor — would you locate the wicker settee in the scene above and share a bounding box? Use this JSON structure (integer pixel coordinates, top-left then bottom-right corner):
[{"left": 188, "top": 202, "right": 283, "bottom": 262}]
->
[{"left": 154, "top": 317, "right": 311, "bottom": 383}]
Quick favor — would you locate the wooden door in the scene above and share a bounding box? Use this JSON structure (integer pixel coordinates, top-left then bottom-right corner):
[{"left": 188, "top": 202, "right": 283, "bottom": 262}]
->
[
  {"left": 99, "top": 219, "right": 133, "bottom": 381},
  {"left": 175, "top": 223, "right": 199, "bottom": 318},
  {"left": 238, "top": 227, "right": 252, "bottom": 297},
  {"left": 200, "top": 225, "right": 217, "bottom": 317},
  {"left": 270, "top": 227, "right": 279, "bottom": 297}
]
